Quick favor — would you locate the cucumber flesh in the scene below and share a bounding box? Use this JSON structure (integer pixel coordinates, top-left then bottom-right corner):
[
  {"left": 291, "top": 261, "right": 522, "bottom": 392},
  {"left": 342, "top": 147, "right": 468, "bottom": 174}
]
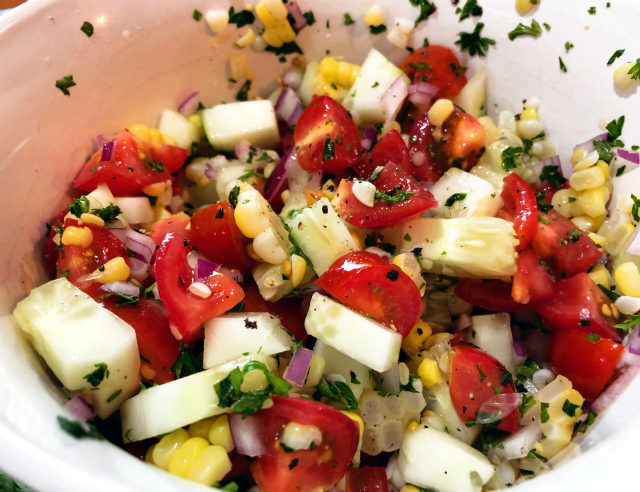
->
[
  {"left": 453, "top": 66, "right": 488, "bottom": 118},
  {"left": 157, "top": 109, "right": 201, "bottom": 150},
  {"left": 313, "top": 339, "right": 369, "bottom": 401}
]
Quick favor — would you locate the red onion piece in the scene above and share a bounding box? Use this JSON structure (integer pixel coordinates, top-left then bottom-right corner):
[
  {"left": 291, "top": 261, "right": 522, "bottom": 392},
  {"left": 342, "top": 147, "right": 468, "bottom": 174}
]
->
[
  {"left": 197, "top": 258, "right": 221, "bottom": 280},
  {"left": 573, "top": 132, "right": 608, "bottom": 153},
  {"left": 591, "top": 365, "right": 640, "bottom": 414},
  {"left": 95, "top": 134, "right": 110, "bottom": 149},
  {"left": 125, "top": 229, "right": 155, "bottom": 263},
  {"left": 453, "top": 313, "right": 472, "bottom": 332},
  {"left": 235, "top": 140, "right": 251, "bottom": 162},
  {"left": 100, "top": 141, "right": 114, "bottom": 162},
  {"left": 282, "top": 70, "right": 302, "bottom": 90},
  {"left": 476, "top": 393, "right": 522, "bottom": 424},
  {"left": 100, "top": 282, "right": 140, "bottom": 297},
  {"left": 65, "top": 395, "right": 95, "bottom": 422},
  {"left": 361, "top": 126, "right": 378, "bottom": 151},
  {"left": 615, "top": 148, "right": 640, "bottom": 165},
  {"left": 264, "top": 146, "right": 296, "bottom": 204},
  {"left": 275, "top": 88, "right": 303, "bottom": 126},
  {"left": 229, "top": 413, "right": 265, "bottom": 456},
  {"left": 408, "top": 80, "right": 439, "bottom": 107},
  {"left": 382, "top": 76, "right": 408, "bottom": 123},
  {"left": 286, "top": 1, "right": 307, "bottom": 31},
  {"left": 128, "top": 257, "right": 150, "bottom": 283},
  {"left": 219, "top": 266, "right": 243, "bottom": 283},
  {"left": 178, "top": 91, "right": 200, "bottom": 116},
  {"left": 513, "top": 340, "right": 527, "bottom": 357},
  {"left": 283, "top": 347, "right": 314, "bottom": 386},
  {"left": 626, "top": 327, "right": 640, "bottom": 355}
]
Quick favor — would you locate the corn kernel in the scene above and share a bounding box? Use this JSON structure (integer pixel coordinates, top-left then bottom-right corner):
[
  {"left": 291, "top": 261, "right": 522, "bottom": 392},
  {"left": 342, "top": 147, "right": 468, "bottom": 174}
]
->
[
  {"left": 235, "top": 27, "right": 256, "bottom": 48},
  {"left": 606, "top": 221, "right": 636, "bottom": 256},
  {"left": 402, "top": 321, "right": 432, "bottom": 358},
  {"left": 550, "top": 188, "right": 578, "bottom": 218},
  {"left": 588, "top": 264, "right": 611, "bottom": 288},
  {"left": 573, "top": 150, "right": 599, "bottom": 172},
  {"left": 571, "top": 148, "right": 588, "bottom": 165},
  {"left": 153, "top": 429, "right": 190, "bottom": 469},
  {"left": 615, "top": 262, "right": 640, "bottom": 297},
  {"left": 129, "top": 124, "right": 150, "bottom": 142},
  {"left": 145, "top": 443, "right": 157, "bottom": 463},
  {"left": 588, "top": 232, "right": 607, "bottom": 250},
  {"left": 428, "top": 99, "right": 455, "bottom": 127},
  {"left": 234, "top": 195, "right": 271, "bottom": 238},
  {"left": 240, "top": 369, "right": 269, "bottom": 392},
  {"left": 262, "top": 27, "right": 284, "bottom": 48},
  {"left": 418, "top": 358, "right": 442, "bottom": 387},
  {"left": 61, "top": 226, "right": 93, "bottom": 248},
  {"left": 189, "top": 418, "right": 215, "bottom": 440},
  {"left": 92, "top": 256, "right": 130, "bottom": 284},
  {"left": 570, "top": 214, "right": 604, "bottom": 232},
  {"left": 205, "top": 9, "right": 229, "bottom": 33},
  {"left": 228, "top": 53, "right": 255, "bottom": 82},
  {"left": 580, "top": 185, "right": 610, "bottom": 218},
  {"left": 406, "top": 420, "right": 420, "bottom": 432},
  {"left": 142, "top": 181, "right": 166, "bottom": 197},
  {"left": 263, "top": 0, "right": 288, "bottom": 19},
  {"left": 547, "top": 389, "right": 584, "bottom": 426},
  {"left": 168, "top": 437, "right": 209, "bottom": 478},
  {"left": 255, "top": 1, "right": 276, "bottom": 25},
  {"left": 614, "top": 62, "right": 639, "bottom": 91},
  {"left": 80, "top": 213, "right": 105, "bottom": 227},
  {"left": 321, "top": 179, "right": 337, "bottom": 200},
  {"left": 515, "top": 0, "right": 538, "bottom": 15},
  {"left": 569, "top": 166, "right": 606, "bottom": 191},
  {"left": 290, "top": 254, "right": 307, "bottom": 287},
  {"left": 520, "top": 108, "right": 538, "bottom": 120},
  {"left": 364, "top": 4, "right": 384, "bottom": 27},
  {"left": 274, "top": 19, "right": 296, "bottom": 42},
  {"left": 400, "top": 486, "right": 421, "bottom": 492},
  {"left": 304, "top": 354, "right": 325, "bottom": 387},
  {"left": 186, "top": 445, "right": 232, "bottom": 486},
  {"left": 208, "top": 415, "right": 234, "bottom": 452}
]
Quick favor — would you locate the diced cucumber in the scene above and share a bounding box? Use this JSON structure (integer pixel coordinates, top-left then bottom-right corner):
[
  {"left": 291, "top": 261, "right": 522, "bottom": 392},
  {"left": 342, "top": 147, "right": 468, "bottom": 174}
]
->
[
  {"left": 285, "top": 197, "right": 357, "bottom": 275},
  {"left": 341, "top": 49, "right": 409, "bottom": 127},
  {"left": 252, "top": 263, "right": 294, "bottom": 302},
  {"left": 203, "top": 313, "right": 294, "bottom": 368},
  {"left": 215, "top": 162, "right": 252, "bottom": 200},
  {"left": 397, "top": 426, "right": 494, "bottom": 492},
  {"left": 453, "top": 66, "right": 488, "bottom": 118},
  {"left": 381, "top": 217, "right": 518, "bottom": 279},
  {"left": 428, "top": 168, "right": 502, "bottom": 219},
  {"left": 298, "top": 61, "right": 319, "bottom": 105},
  {"left": 114, "top": 196, "right": 154, "bottom": 225},
  {"left": 157, "top": 109, "right": 202, "bottom": 150},
  {"left": 425, "top": 384, "right": 481, "bottom": 445},
  {"left": 201, "top": 100, "right": 279, "bottom": 152},
  {"left": 313, "top": 339, "right": 369, "bottom": 401},
  {"left": 120, "top": 354, "right": 275, "bottom": 442},
  {"left": 470, "top": 313, "right": 515, "bottom": 372},
  {"left": 12, "top": 278, "right": 140, "bottom": 418},
  {"left": 304, "top": 293, "right": 401, "bottom": 372}
]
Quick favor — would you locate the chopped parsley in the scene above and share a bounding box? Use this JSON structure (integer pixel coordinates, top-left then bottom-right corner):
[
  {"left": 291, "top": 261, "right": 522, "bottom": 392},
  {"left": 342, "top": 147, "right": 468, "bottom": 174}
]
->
[
  {"left": 587, "top": 333, "right": 602, "bottom": 343},
  {"left": 55, "top": 74, "right": 77, "bottom": 96},
  {"left": 265, "top": 41, "right": 303, "bottom": 56},
  {"left": 375, "top": 188, "right": 415, "bottom": 205},
  {"left": 565, "top": 41, "right": 574, "bottom": 53},
  {"left": 615, "top": 313, "right": 640, "bottom": 333},
  {"left": 149, "top": 159, "right": 165, "bottom": 172},
  {"left": 516, "top": 359, "right": 542, "bottom": 380},
  {"left": 616, "top": 166, "right": 626, "bottom": 177},
  {"left": 579, "top": 319, "right": 592, "bottom": 327},
  {"left": 409, "top": 0, "right": 437, "bottom": 26},
  {"left": 588, "top": 6, "right": 596, "bottom": 14},
  {"left": 238, "top": 168, "right": 265, "bottom": 181},
  {"left": 313, "top": 378, "right": 358, "bottom": 410},
  {"left": 99, "top": 292, "right": 140, "bottom": 307},
  {"left": 631, "top": 194, "right": 640, "bottom": 222},
  {"left": 93, "top": 203, "right": 122, "bottom": 222},
  {"left": 303, "top": 11, "right": 316, "bottom": 26},
  {"left": 527, "top": 449, "right": 548, "bottom": 462},
  {"left": 350, "top": 371, "right": 361, "bottom": 385},
  {"left": 629, "top": 59, "right": 640, "bottom": 80},
  {"left": 520, "top": 394, "right": 536, "bottom": 414},
  {"left": 501, "top": 146, "right": 526, "bottom": 172},
  {"left": 455, "top": 23, "right": 495, "bottom": 57},
  {"left": 321, "top": 137, "right": 335, "bottom": 161},
  {"left": 235, "top": 80, "right": 251, "bottom": 101},
  {"left": 607, "top": 49, "right": 625, "bottom": 65},
  {"left": 539, "top": 165, "right": 567, "bottom": 190},
  {"left": 369, "top": 24, "right": 387, "bottom": 35},
  {"left": 369, "top": 166, "right": 385, "bottom": 182},
  {"left": 171, "top": 342, "right": 204, "bottom": 378},
  {"left": 592, "top": 116, "right": 625, "bottom": 162},
  {"left": 540, "top": 402, "right": 550, "bottom": 423},
  {"left": 567, "top": 228, "right": 582, "bottom": 243},
  {"left": 598, "top": 283, "right": 620, "bottom": 301},
  {"left": 83, "top": 363, "right": 109, "bottom": 387},
  {"left": 562, "top": 399, "right": 580, "bottom": 417},
  {"left": 445, "top": 193, "right": 467, "bottom": 207},
  {"left": 106, "top": 389, "right": 122, "bottom": 403},
  {"left": 577, "top": 411, "right": 598, "bottom": 433},
  {"left": 228, "top": 186, "right": 241, "bottom": 208},
  {"left": 507, "top": 19, "right": 542, "bottom": 41},
  {"left": 192, "top": 9, "right": 203, "bottom": 21},
  {"left": 57, "top": 416, "right": 104, "bottom": 440},
  {"left": 456, "top": 0, "right": 483, "bottom": 21},
  {"left": 0, "top": 472, "right": 28, "bottom": 492},
  {"left": 68, "top": 196, "right": 90, "bottom": 217},
  {"left": 343, "top": 13, "right": 355, "bottom": 26},
  {"left": 80, "top": 21, "right": 94, "bottom": 37},
  {"left": 476, "top": 364, "right": 486, "bottom": 382},
  {"left": 228, "top": 6, "right": 255, "bottom": 27},
  {"left": 559, "top": 56, "right": 568, "bottom": 73}
]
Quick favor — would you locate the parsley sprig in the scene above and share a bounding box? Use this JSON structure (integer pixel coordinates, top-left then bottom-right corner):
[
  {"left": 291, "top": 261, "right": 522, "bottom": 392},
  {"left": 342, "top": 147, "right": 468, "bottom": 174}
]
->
[
  {"left": 375, "top": 188, "right": 415, "bottom": 205},
  {"left": 508, "top": 19, "right": 542, "bottom": 41},
  {"left": 312, "top": 378, "right": 358, "bottom": 410},
  {"left": 455, "top": 23, "right": 495, "bottom": 57},
  {"left": 171, "top": 342, "right": 204, "bottom": 378},
  {"left": 592, "top": 116, "right": 625, "bottom": 162}
]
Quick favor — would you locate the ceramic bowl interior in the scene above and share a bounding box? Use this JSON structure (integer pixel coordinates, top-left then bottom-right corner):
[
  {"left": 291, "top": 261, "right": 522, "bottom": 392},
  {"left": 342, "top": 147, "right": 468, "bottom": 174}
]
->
[{"left": 1, "top": 0, "right": 640, "bottom": 490}]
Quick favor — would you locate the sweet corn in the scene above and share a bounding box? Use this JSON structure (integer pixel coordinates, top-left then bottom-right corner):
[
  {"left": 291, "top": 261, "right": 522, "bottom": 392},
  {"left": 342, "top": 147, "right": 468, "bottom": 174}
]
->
[
  {"left": 364, "top": 4, "right": 384, "bottom": 26},
  {"left": 153, "top": 429, "right": 190, "bottom": 469},
  {"left": 142, "top": 181, "right": 166, "bottom": 197},
  {"left": 588, "top": 264, "right": 611, "bottom": 288},
  {"left": 573, "top": 150, "right": 599, "bottom": 171},
  {"left": 319, "top": 57, "right": 360, "bottom": 88},
  {"left": 208, "top": 415, "right": 234, "bottom": 452},
  {"left": 546, "top": 389, "right": 583, "bottom": 426},
  {"left": 400, "top": 485, "right": 422, "bottom": 492},
  {"left": 515, "top": 0, "right": 538, "bottom": 15},
  {"left": 417, "top": 358, "right": 442, "bottom": 387},
  {"left": 570, "top": 214, "right": 604, "bottom": 232},
  {"left": 580, "top": 185, "right": 610, "bottom": 218},
  {"left": 205, "top": 9, "right": 229, "bottom": 33},
  {"left": 595, "top": 160, "right": 610, "bottom": 178},
  {"left": 186, "top": 445, "right": 232, "bottom": 486},
  {"left": 402, "top": 321, "right": 432, "bottom": 358},
  {"left": 253, "top": 228, "right": 288, "bottom": 264},
  {"left": 615, "top": 262, "right": 640, "bottom": 297},
  {"left": 61, "top": 226, "right": 93, "bottom": 248},
  {"left": 255, "top": 1, "right": 277, "bottom": 25},
  {"left": 235, "top": 27, "right": 256, "bottom": 48},
  {"left": 80, "top": 213, "right": 105, "bottom": 227},
  {"left": 304, "top": 354, "right": 325, "bottom": 387},
  {"left": 321, "top": 179, "right": 337, "bottom": 200},
  {"left": 428, "top": 99, "right": 455, "bottom": 127},
  {"left": 571, "top": 148, "right": 588, "bottom": 165},
  {"left": 588, "top": 232, "right": 607, "bottom": 250},
  {"left": 262, "top": 0, "right": 288, "bottom": 19},
  {"left": 520, "top": 108, "right": 538, "bottom": 120},
  {"left": 290, "top": 254, "right": 307, "bottom": 287},
  {"left": 228, "top": 53, "right": 255, "bottom": 82},
  {"left": 406, "top": 420, "right": 420, "bottom": 432},
  {"left": 569, "top": 166, "right": 606, "bottom": 191},
  {"left": 262, "top": 27, "right": 284, "bottom": 48},
  {"left": 145, "top": 443, "right": 157, "bottom": 463},
  {"left": 129, "top": 124, "right": 172, "bottom": 146},
  {"left": 168, "top": 437, "right": 209, "bottom": 478},
  {"left": 240, "top": 368, "right": 269, "bottom": 392},
  {"left": 189, "top": 418, "right": 215, "bottom": 440},
  {"left": 614, "top": 62, "right": 639, "bottom": 91},
  {"left": 605, "top": 221, "right": 636, "bottom": 256},
  {"left": 274, "top": 19, "right": 296, "bottom": 42},
  {"left": 551, "top": 188, "right": 579, "bottom": 218}
]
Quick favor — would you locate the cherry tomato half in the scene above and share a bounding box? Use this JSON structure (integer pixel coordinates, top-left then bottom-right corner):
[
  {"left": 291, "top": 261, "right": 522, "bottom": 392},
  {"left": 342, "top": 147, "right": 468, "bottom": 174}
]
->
[
  {"left": 399, "top": 45, "right": 468, "bottom": 99},
  {"left": 511, "top": 248, "right": 556, "bottom": 304},
  {"left": 497, "top": 173, "right": 538, "bottom": 251}
]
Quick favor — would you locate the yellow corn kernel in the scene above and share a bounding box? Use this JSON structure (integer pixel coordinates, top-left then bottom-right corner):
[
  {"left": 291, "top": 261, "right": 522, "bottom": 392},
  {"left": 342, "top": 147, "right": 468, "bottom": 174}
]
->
[
  {"left": 142, "top": 181, "right": 166, "bottom": 197},
  {"left": 234, "top": 199, "right": 271, "bottom": 238},
  {"left": 588, "top": 232, "right": 607, "bottom": 250},
  {"left": 515, "top": 0, "right": 538, "bottom": 15},
  {"left": 274, "top": 19, "right": 296, "bottom": 42},
  {"left": 547, "top": 389, "right": 584, "bottom": 426},
  {"left": 550, "top": 188, "right": 578, "bottom": 218},
  {"left": 263, "top": 0, "right": 288, "bottom": 19},
  {"left": 235, "top": 27, "right": 256, "bottom": 48},
  {"left": 614, "top": 62, "right": 639, "bottom": 91},
  {"left": 615, "top": 262, "right": 640, "bottom": 297},
  {"left": 341, "top": 411, "right": 364, "bottom": 436},
  {"left": 240, "top": 369, "right": 269, "bottom": 392},
  {"left": 95, "top": 257, "right": 129, "bottom": 283},
  {"left": 570, "top": 214, "right": 604, "bottom": 232},
  {"left": 208, "top": 415, "right": 234, "bottom": 452},
  {"left": 402, "top": 321, "right": 432, "bottom": 358},
  {"left": 255, "top": 2, "right": 276, "bottom": 26},
  {"left": 596, "top": 160, "right": 610, "bottom": 179},
  {"left": 129, "top": 124, "right": 150, "bottom": 142},
  {"left": 406, "top": 420, "right": 420, "bottom": 432},
  {"left": 321, "top": 179, "right": 337, "bottom": 200},
  {"left": 520, "top": 108, "right": 538, "bottom": 120},
  {"left": 262, "top": 27, "right": 284, "bottom": 48},
  {"left": 606, "top": 221, "right": 635, "bottom": 256},
  {"left": 290, "top": 254, "right": 307, "bottom": 287},
  {"left": 168, "top": 437, "right": 209, "bottom": 478},
  {"left": 148, "top": 128, "right": 164, "bottom": 146},
  {"left": 364, "top": 4, "right": 384, "bottom": 27},
  {"left": 571, "top": 148, "right": 588, "bottom": 165},
  {"left": 205, "top": 9, "right": 229, "bottom": 33},
  {"left": 428, "top": 99, "right": 455, "bottom": 127},
  {"left": 588, "top": 264, "right": 611, "bottom": 288},
  {"left": 80, "top": 213, "right": 105, "bottom": 227},
  {"left": 61, "top": 226, "right": 93, "bottom": 248},
  {"left": 417, "top": 358, "right": 442, "bottom": 387},
  {"left": 228, "top": 53, "right": 255, "bottom": 82},
  {"left": 281, "top": 258, "right": 292, "bottom": 278},
  {"left": 580, "top": 185, "right": 610, "bottom": 218},
  {"left": 320, "top": 57, "right": 339, "bottom": 82},
  {"left": 400, "top": 486, "right": 422, "bottom": 492},
  {"left": 569, "top": 166, "right": 606, "bottom": 191},
  {"left": 187, "top": 445, "right": 232, "bottom": 486},
  {"left": 189, "top": 418, "right": 215, "bottom": 440},
  {"left": 337, "top": 62, "right": 360, "bottom": 87},
  {"left": 153, "top": 429, "right": 190, "bottom": 470},
  {"left": 304, "top": 354, "right": 325, "bottom": 387}
]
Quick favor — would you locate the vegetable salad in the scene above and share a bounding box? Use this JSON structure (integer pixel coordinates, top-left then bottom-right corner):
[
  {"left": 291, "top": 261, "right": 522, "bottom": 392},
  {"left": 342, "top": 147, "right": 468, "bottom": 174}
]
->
[{"left": 12, "top": 1, "right": 640, "bottom": 492}]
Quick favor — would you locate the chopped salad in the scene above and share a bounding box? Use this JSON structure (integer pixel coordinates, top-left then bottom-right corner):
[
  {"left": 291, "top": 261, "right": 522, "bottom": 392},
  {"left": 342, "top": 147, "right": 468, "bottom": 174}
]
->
[{"left": 12, "top": 1, "right": 640, "bottom": 492}]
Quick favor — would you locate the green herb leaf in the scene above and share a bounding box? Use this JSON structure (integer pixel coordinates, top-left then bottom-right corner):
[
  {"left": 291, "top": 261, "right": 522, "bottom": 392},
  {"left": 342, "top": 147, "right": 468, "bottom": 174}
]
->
[
  {"left": 520, "top": 394, "right": 536, "bottom": 415},
  {"left": 508, "top": 19, "right": 542, "bottom": 40},
  {"left": 228, "top": 186, "right": 241, "bottom": 208},
  {"left": 80, "top": 21, "right": 94, "bottom": 37},
  {"left": 368, "top": 166, "right": 385, "bottom": 182},
  {"left": 343, "top": 13, "right": 355, "bottom": 25},
  {"left": 99, "top": 292, "right": 140, "bottom": 307},
  {"left": 92, "top": 203, "right": 122, "bottom": 222},
  {"left": 445, "top": 192, "right": 467, "bottom": 207},
  {"left": 375, "top": 188, "right": 415, "bottom": 204},
  {"left": 228, "top": 6, "right": 255, "bottom": 27},
  {"left": 607, "top": 49, "right": 625, "bottom": 65},
  {"left": 0, "top": 472, "right": 29, "bottom": 492},
  {"left": 598, "top": 283, "right": 620, "bottom": 301},
  {"left": 313, "top": 379, "right": 358, "bottom": 410},
  {"left": 171, "top": 342, "right": 204, "bottom": 378},
  {"left": 527, "top": 449, "right": 548, "bottom": 461},
  {"left": 455, "top": 22, "right": 495, "bottom": 57},
  {"left": 578, "top": 410, "right": 598, "bottom": 433},
  {"left": 369, "top": 24, "right": 387, "bottom": 35},
  {"left": 409, "top": 0, "right": 437, "bottom": 26},
  {"left": 106, "top": 389, "right": 122, "bottom": 403},
  {"left": 587, "top": 333, "right": 601, "bottom": 343},
  {"left": 559, "top": 56, "right": 568, "bottom": 73},
  {"left": 193, "top": 9, "right": 203, "bottom": 21},
  {"left": 501, "top": 146, "right": 526, "bottom": 172},
  {"left": 457, "top": 0, "right": 483, "bottom": 21},
  {"left": 149, "top": 159, "right": 165, "bottom": 172},
  {"left": 628, "top": 59, "right": 640, "bottom": 80},
  {"left": 588, "top": 6, "right": 596, "bottom": 14},
  {"left": 540, "top": 402, "right": 550, "bottom": 423},
  {"left": 322, "top": 138, "right": 335, "bottom": 161},
  {"left": 235, "top": 80, "right": 252, "bottom": 101},
  {"left": 83, "top": 363, "right": 110, "bottom": 387},
  {"left": 565, "top": 41, "right": 574, "bottom": 53},
  {"left": 238, "top": 168, "right": 266, "bottom": 181},
  {"left": 615, "top": 313, "right": 640, "bottom": 333},
  {"left": 265, "top": 41, "right": 303, "bottom": 56},
  {"left": 68, "top": 196, "right": 90, "bottom": 217},
  {"left": 303, "top": 11, "right": 316, "bottom": 26},
  {"left": 631, "top": 193, "right": 640, "bottom": 222},
  {"left": 57, "top": 416, "right": 104, "bottom": 440},
  {"left": 539, "top": 165, "right": 567, "bottom": 189},
  {"left": 515, "top": 359, "right": 542, "bottom": 380},
  {"left": 55, "top": 74, "right": 76, "bottom": 96},
  {"left": 562, "top": 399, "right": 580, "bottom": 417}
]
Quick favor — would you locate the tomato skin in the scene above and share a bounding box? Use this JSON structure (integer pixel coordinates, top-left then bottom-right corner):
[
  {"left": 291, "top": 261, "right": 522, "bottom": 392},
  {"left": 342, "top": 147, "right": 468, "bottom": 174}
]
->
[
  {"left": 355, "top": 130, "right": 410, "bottom": 179},
  {"left": 498, "top": 173, "right": 538, "bottom": 251},
  {"left": 316, "top": 251, "right": 422, "bottom": 337},
  {"left": 532, "top": 210, "right": 603, "bottom": 278},
  {"left": 154, "top": 233, "right": 244, "bottom": 342},
  {"left": 512, "top": 248, "right": 556, "bottom": 304},
  {"left": 250, "top": 396, "right": 359, "bottom": 492},
  {"left": 449, "top": 345, "right": 519, "bottom": 433},
  {"left": 548, "top": 327, "right": 624, "bottom": 399},
  {"left": 399, "top": 45, "right": 467, "bottom": 99},
  {"left": 149, "top": 213, "right": 191, "bottom": 246},
  {"left": 45, "top": 211, "right": 67, "bottom": 279},
  {"left": 345, "top": 466, "right": 389, "bottom": 492},
  {"left": 99, "top": 298, "right": 179, "bottom": 384},
  {"left": 241, "top": 285, "right": 307, "bottom": 341},
  {"left": 73, "top": 130, "right": 187, "bottom": 195},
  {"left": 454, "top": 279, "right": 531, "bottom": 312},
  {"left": 534, "top": 272, "right": 620, "bottom": 342},
  {"left": 190, "top": 201, "right": 253, "bottom": 270},
  {"left": 334, "top": 162, "right": 437, "bottom": 229},
  {"left": 294, "top": 95, "right": 361, "bottom": 173}
]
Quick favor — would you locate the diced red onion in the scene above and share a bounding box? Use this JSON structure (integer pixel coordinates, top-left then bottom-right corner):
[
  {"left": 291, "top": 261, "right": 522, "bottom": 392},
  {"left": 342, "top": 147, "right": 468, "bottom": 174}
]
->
[
  {"left": 286, "top": 1, "right": 307, "bottom": 31},
  {"left": 493, "top": 423, "right": 542, "bottom": 461},
  {"left": 128, "top": 257, "right": 150, "bottom": 282},
  {"left": 591, "top": 365, "right": 640, "bottom": 414},
  {"left": 615, "top": 148, "right": 640, "bottom": 165},
  {"left": 361, "top": 126, "right": 378, "bottom": 151},
  {"left": 197, "top": 258, "right": 221, "bottom": 280},
  {"left": 625, "top": 226, "right": 640, "bottom": 256},
  {"left": 100, "top": 282, "right": 140, "bottom": 297},
  {"left": 186, "top": 250, "right": 201, "bottom": 269},
  {"left": 177, "top": 91, "right": 200, "bottom": 116},
  {"left": 169, "top": 195, "right": 184, "bottom": 214},
  {"left": 453, "top": 313, "right": 472, "bottom": 332},
  {"left": 282, "top": 70, "right": 302, "bottom": 90},
  {"left": 235, "top": 140, "right": 251, "bottom": 163},
  {"left": 364, "top": 247, "right": 393, "bottom": 262},
  {"left": 219, "top": 266, "right": 243, "bottom": 283},
  {"left": 283, "top": 347, "right": 314, "bottom": 386},
  {"left": 573, "top": 132, "right": 608, "bottom": 153},
  {"left": 408, "top": 80, "right": 439, "bottom": 107},
  {"left": 382, "top": 76, "right": 408, "bottom": 123},
  {"left": 626, "top": 327, "right": 640, "bottom": 355},
  {"left": 95, "top": 134, "right": 110, "bottom": 149},
  {"left": 476, "top": 393, "right": 522, "bottom": 424},
  {"left": 513, "top": 340, "right": 527, "bottom": 357},
  {"left": 65, "top": 395, "right": 95, "bottom": 422},
  {"left": 229, "top": 413, "right": 265, "bottom": 457},
  {"left": 125, "top": 229, "right": 155, "bottom": 264},
  {"left": 264, "top": 145, "right": 296, "bottom": 204},
  {"left": 100, "top": 141, "right": 114, "bottom": 162},
  {"left": 105, "top": 227, "right": 128, "bottom": 244},
  {"left": 275, "top": 88, "right": 303, "bottom": 127}
]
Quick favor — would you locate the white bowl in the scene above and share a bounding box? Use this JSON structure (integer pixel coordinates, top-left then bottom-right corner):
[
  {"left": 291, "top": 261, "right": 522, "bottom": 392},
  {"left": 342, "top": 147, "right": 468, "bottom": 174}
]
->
[{"left": 1, "top": 0, "right": 640, "bottom": 490}]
